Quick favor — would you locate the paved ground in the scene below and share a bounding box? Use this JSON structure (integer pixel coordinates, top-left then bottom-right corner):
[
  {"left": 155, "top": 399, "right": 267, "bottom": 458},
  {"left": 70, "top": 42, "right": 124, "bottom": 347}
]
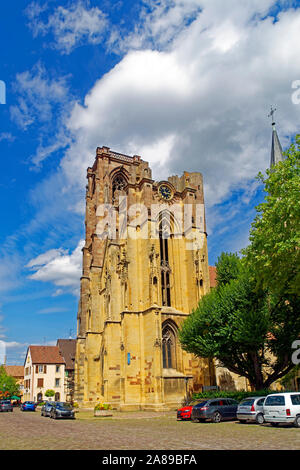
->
[{"left": 0, "top": 407, "right": 299, "bottom": 450}]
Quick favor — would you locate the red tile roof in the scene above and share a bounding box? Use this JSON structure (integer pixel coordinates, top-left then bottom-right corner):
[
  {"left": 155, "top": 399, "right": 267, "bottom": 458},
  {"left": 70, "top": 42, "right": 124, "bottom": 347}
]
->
[
  {"left": 209, "top": 266, "right": 217, "bottom": 289},
  {"left": 4, "top": 365, "right": 24, "bottom": 378},
  {"left": 28, "top": 346, "right": 65, "bottom": 365}
]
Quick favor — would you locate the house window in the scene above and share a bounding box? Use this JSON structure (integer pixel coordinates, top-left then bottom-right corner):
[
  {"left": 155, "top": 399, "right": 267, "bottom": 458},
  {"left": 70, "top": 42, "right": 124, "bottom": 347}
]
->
[
  {"left": 55, "top": 378, "right": 60, "bottom": 387},
  {"left": 39, "top": 365, "right": 44, "bottom": 373},
  {"left": 56, "top": 365, "right": 60, "bottom": 373},
  {"left": 37, "top": 378, "right": 44, "bottom": 388}
]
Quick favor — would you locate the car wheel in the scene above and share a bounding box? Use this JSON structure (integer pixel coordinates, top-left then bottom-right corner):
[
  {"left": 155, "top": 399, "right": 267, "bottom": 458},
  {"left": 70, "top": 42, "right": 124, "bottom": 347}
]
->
[
  {"left": 212, "top": 412, "right": 222, "bottom": 423},
  {"left": 294, "top": 416, "right": 300, "bottom": 428},
  {"left": 271, "top": 422, "right": 279, "bottom": 427},
  {"left": 256, "top": 413, "right": 264, "bottom": 425}
]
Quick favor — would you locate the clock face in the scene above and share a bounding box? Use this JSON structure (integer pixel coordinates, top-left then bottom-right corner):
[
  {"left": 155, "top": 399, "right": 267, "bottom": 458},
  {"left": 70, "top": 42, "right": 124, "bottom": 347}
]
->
[{"left": 159, "top": 184, "right": 173, "bottom": 201}]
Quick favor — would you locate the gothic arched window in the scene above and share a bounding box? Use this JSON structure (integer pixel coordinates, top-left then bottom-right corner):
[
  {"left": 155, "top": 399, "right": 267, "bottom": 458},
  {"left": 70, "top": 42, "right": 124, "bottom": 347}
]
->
[
  {"left": 112, "top": 174, "right": 126, "bottom": 202},
  {"left": 159, "top": 214, "right": 171, "bottom": 306},
  {"left": 162, "top": 322, "right": 177, "bottom": 369}
]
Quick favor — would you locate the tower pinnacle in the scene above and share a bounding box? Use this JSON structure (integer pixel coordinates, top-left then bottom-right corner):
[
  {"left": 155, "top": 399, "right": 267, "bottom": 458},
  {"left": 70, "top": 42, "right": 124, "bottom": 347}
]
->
[{"left": 268, "top": 106, "right": 284, "bottom": 168}]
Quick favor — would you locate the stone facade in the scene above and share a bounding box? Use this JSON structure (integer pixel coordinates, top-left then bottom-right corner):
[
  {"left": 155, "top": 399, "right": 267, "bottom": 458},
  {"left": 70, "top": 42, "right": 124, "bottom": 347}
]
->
[{"left": 75, "top": 146, "right": 215, "bottom": 410}]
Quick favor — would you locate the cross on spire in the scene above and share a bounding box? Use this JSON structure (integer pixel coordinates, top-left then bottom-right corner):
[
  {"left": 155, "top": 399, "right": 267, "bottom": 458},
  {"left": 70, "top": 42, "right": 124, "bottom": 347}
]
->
[{"left": 268, "top": 105, "right": 276, "bottom": 124}]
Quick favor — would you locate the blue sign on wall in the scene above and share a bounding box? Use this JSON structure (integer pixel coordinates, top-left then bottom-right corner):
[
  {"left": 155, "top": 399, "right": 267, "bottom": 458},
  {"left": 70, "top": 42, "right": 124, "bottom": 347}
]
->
[
  {"left": 0, "top": 81, "right": 6, "bottom": 104},
  {"left": 127, "top": 353, "right": 131, "bottom": 365}
]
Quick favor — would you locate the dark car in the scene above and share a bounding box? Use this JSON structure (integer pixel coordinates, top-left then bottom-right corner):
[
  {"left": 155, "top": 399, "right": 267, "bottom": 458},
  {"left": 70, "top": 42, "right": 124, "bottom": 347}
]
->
[
  {"left": 0, "top": 400, "right": 13, "bottom": 412},
  {"left": 21, "top": 401, "right": 36, "bottom": 411},
  {"left": 41, "top": 401, "right": 56, "bottom": 417},
  {"left": 191, "top": 398, "right": 238, "bottom": 423},
  {"left": 50, "top": 402, "right": 75, "bottom": 419}
]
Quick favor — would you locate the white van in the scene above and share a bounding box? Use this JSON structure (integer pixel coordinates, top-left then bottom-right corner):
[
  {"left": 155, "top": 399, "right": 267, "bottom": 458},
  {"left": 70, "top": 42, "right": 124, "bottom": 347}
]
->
[{"left": 263, "top": 392, "right": 300, "bottom": 427}]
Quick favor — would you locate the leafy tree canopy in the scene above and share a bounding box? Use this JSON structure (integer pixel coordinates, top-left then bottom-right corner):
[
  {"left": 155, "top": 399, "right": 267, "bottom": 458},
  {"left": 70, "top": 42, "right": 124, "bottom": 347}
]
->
[
  {"left": 244, "top": 136, "right": 300, "bottom": 297},
  {"left": 0, "top": 365, "right": 20, "bottom": 397},
  {"left": 180, "top": 138, "right": 300, "bottom": 390}
]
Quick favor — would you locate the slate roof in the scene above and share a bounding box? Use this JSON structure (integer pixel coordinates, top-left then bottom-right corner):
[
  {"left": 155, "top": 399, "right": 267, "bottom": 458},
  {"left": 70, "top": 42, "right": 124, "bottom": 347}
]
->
[
  {"left": 56, "top": 339, "right": 76, "bottom": 370},
  {"left": 270, "top": 123, "right": 284, "bottom": 167}
]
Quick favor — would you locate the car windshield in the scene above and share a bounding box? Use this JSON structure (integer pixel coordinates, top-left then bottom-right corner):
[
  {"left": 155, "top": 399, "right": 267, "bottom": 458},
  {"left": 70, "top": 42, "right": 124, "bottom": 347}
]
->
[
  {"left": 26, "top": 402, "right": 34, "bottom": 404},
  {"left": 56, "top": 402, "right": 72, "bottom": 410},
  {"left": 1, "top": 400, "right": 10, "bottom": 404}
]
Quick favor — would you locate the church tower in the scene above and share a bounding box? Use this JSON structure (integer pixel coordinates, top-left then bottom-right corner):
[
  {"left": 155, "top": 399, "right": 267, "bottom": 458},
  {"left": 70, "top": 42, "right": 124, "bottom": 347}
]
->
[{"left": 75, "top": 146, "right": 215, "bottom": 410}]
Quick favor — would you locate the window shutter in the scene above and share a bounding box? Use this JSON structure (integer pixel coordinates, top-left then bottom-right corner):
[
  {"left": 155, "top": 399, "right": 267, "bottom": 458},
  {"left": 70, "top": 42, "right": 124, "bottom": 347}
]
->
[
  {"left": 44, "top": 365, "right": 47, "bottom": 373},
  {"left": 36, "top": 365, "right": 38, "bottom": 373}
]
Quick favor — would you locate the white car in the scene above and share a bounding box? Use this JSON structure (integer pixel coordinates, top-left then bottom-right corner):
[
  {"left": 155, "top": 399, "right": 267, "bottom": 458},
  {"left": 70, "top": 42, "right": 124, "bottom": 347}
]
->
[{"left": 263, "top": 392, "right": 300, "bottom": 427}]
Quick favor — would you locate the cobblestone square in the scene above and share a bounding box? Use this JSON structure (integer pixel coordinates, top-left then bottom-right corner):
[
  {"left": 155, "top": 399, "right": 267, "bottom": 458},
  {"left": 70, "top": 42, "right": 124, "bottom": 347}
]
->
[{"left": 0, "top": 408, "right": 299, "bottom": 450}]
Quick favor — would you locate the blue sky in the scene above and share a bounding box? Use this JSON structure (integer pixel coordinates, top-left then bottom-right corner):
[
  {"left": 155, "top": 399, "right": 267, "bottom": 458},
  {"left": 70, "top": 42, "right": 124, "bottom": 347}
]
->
[{"left": 0, "top": 0, "right": 300, "bottom": 364}]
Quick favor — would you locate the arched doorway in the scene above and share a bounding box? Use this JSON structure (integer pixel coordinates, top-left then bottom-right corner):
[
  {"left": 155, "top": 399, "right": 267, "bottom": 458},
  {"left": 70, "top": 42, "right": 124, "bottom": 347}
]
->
[
  {"left": 37, "top": 392, "right": 43, "bottom": 402},
  {"left": 55, "top": 392, "right": 60, "bottom": 401}
]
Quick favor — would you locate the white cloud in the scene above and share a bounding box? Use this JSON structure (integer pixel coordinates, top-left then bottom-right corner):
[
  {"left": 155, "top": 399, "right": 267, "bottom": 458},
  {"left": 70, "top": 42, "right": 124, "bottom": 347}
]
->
[
  {"left": 21, "top": 1, "right": 300, "bottom": 273},
  {"left": 36, "top": 307, "right": 69, "bottom": 315},
  {"left": 0, "top": 133, "right": 14, "bottom": 143},
  {"left": 0, "top": 254, "right": 22, "bottom": 294},
  {"left": 26, "top": 1, "right": 108, "bottom": 55},
  {"left": 10, "top": 62, "right": 72, "bottom": 165},
  {"left": 27, "top": 240, "right": 84, "bottom": 295},
  {"left": 26, "top": 248, "right": 67, "bottom": 269},
  {"left": 4, "top": 341, "right": 25, "bottom": 349},
  {"left": 56, "top": 2, "right": 300, "bottom": 211},
  {"left": 10, "top": 62, "right": 69, "bottom": 130}
]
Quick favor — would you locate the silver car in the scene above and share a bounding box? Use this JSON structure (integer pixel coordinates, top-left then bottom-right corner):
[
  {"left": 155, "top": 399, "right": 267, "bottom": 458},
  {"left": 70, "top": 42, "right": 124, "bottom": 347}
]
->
[
  {"left": 41, "top": 401, "right": 56, "bottom": 417},
  {"left": 237, "top": 396, "right": 265, "bottom": 424}
]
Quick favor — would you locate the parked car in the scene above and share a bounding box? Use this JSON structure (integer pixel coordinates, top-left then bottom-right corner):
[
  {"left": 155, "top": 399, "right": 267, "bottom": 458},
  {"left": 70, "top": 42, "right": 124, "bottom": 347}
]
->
[
  {"left": 41, "top": 401, "right": 56, "bottom": 417},
  {"left": 263, "top": 392, "right": 300, "bottom": 428},
  {"left": 50, "top": 402, "right": 75, "bottom": 419},
  {"left": 21, "top": 401, "right": 36, "bottom": 411},
  {"left": 237, "top": 396, "right": 266, "bottom": 424},
  {"left": 191, "top": 398, "right": 238, "bottom": 423},
  {"left": 0, "top": 400, "right": 13, "bottom": 412},
  {"left": 177, "top": 400, "right": 207, "bottom": 420}
]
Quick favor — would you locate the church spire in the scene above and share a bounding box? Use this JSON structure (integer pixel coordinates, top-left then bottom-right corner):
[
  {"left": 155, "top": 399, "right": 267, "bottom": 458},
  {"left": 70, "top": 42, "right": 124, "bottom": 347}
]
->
[{"left": 268, "top": 106, "right": 284, "bottom": 168}]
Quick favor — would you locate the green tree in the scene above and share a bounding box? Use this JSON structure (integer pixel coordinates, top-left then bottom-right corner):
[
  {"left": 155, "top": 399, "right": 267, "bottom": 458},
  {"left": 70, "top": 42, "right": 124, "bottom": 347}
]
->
[
  {"left": 245, "top": 136, "right": 300, "bottom": 298},
  {"left": 45, "top": 389, "right": 55, "bottom": 398},
  {"left": 215, "top": 252, "right": 241, "bottom": 287},
  {"left": 179, "top": 254, "right": 300, "bottom": 390},
  {"left": 0, "top": 365, "right": 20, "bottom": 397}
]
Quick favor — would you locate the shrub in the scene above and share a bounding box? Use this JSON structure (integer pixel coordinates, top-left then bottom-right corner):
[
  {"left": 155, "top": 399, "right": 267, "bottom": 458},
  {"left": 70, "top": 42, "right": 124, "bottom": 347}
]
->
[
  {"left": 72, "top": 402, "right": 79, "bottom": 408},
  {"left": 94, "top": 403, "right": 112, "bottom": 411},
  {"left": 191, "top": 389, "right": 285, "bottom": 403}
]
